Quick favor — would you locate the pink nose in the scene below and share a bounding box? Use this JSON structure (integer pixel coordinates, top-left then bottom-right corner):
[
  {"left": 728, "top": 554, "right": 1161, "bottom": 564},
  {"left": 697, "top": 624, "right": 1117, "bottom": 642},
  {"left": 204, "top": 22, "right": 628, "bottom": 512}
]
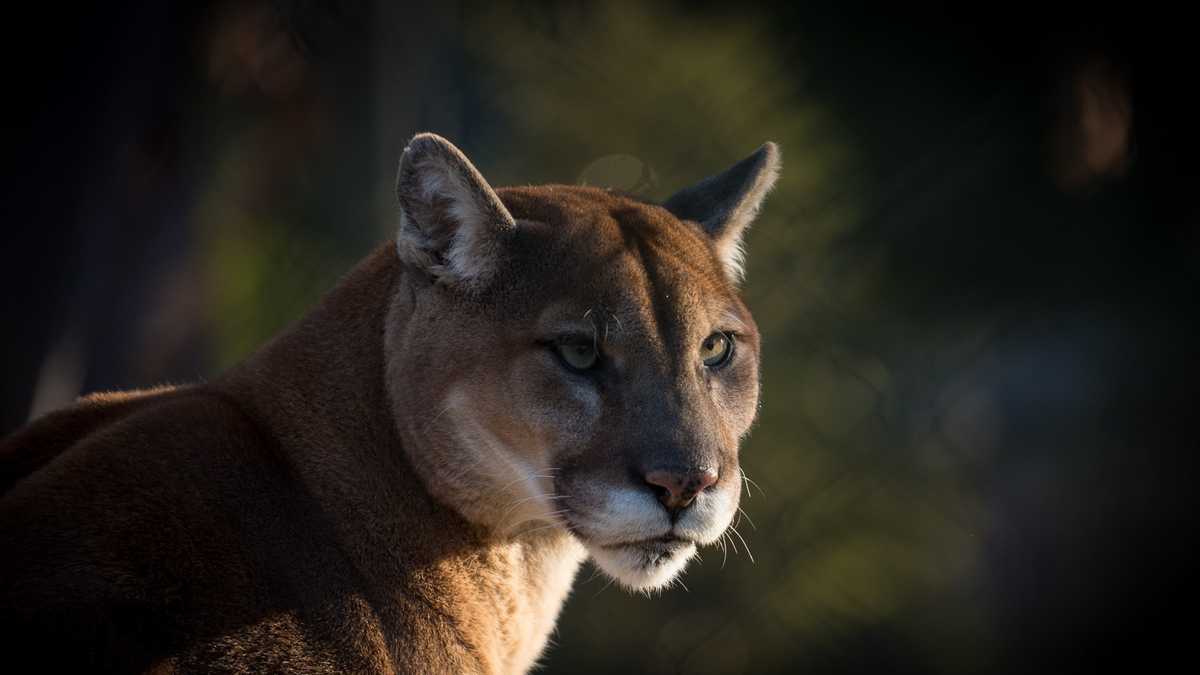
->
[{"left": 644, "top": 468, "right": 719, "bottom": 513}]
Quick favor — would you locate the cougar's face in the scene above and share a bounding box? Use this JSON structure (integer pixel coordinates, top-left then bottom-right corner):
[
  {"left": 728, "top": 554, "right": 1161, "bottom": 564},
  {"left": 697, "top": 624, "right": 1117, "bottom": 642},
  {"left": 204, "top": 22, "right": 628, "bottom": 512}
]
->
[
  {"left": 448, "top": 188, "right": 760, "bottom": 591},
  {"left": 389, "top": 134, "right": 775, "bottom": 594}
]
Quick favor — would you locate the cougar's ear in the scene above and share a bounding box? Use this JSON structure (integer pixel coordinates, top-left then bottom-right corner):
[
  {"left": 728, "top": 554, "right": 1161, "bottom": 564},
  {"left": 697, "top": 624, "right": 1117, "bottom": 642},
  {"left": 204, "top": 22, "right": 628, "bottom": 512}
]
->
[
  {"left": 663, "top": 143, "right": 780, "bottom": 283},
  {"left": 395, "top": 133, "right": 516, "bottom": 287}
]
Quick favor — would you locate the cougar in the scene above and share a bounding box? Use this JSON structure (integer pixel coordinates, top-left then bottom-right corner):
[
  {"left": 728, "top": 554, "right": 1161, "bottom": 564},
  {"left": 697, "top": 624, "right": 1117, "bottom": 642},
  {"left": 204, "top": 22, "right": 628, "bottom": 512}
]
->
[{"left": 0, "top": 133, "right": 779, "bottom": 673}]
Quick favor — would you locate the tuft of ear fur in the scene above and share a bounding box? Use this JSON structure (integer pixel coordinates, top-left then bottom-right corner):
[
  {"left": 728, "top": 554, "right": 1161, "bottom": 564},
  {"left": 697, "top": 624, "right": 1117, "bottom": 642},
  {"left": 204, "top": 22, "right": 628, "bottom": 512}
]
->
[
  {"left": 395, "top": 133, "right": 516, "bottom": 286},
  {"left": 663, "top": 143, "right": 781, "bottom": 283}
]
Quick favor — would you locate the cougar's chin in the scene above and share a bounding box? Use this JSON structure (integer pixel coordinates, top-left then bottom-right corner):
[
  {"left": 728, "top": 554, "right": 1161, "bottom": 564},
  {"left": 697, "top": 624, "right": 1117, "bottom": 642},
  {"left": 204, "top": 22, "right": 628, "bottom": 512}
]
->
[{"left": 583, "top": 536, "right": 697, "bottom": 592}]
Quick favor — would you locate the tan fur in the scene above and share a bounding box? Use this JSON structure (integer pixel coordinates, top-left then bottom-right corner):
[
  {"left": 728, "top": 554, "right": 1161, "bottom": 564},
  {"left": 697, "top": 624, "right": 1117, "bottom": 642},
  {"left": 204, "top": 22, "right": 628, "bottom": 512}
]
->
[{"left": 0, "top": 134, "right": 777, "bottom": 673}]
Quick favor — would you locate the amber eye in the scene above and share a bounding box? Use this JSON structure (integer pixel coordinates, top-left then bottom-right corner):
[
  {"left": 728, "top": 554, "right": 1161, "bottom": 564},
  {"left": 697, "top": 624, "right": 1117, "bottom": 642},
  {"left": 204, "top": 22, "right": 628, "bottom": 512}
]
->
[
  {"left": 555, "top": 340, "right": 599, "bottom": 372},
  {"left": 701, "top": 332, "right": 734, "bottom": 368}
]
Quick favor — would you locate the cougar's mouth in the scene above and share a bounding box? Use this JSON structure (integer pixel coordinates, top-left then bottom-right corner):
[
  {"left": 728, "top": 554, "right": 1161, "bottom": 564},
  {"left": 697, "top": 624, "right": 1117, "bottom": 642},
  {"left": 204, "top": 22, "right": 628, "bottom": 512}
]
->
[
  {"left": 558, "top": 494, "right": 706, "bottom": 590},
  {"left": 601, "top": 535, "right": 693, "bottom": 552},
  {"left": 600, "top": 535, "right": 697, "bottom": 572}
]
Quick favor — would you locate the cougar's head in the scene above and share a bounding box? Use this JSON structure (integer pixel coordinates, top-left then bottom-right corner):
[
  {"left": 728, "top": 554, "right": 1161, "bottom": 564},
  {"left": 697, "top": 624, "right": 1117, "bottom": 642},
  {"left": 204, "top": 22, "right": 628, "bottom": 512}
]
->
[{"left": 386, "top": 134, "right": 777, "bottom": 591}]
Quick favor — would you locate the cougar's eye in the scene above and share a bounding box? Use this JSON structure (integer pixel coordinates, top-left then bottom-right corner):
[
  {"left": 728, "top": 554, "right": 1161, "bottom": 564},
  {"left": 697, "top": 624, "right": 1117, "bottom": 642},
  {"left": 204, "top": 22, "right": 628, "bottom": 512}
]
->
[
  {"left": 555, "top": 340, "right": 599, "bottom": 372},
  {"left": 701, "top": 332, "right": 734, "bottom": 368}
]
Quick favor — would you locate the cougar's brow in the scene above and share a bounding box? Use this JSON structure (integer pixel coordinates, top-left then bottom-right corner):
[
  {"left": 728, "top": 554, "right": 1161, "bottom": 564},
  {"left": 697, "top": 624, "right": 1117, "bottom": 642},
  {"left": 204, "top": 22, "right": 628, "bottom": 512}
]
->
[
  {"left": 536, "top": 304, "right": 600, "bottom": 339},
  {"left": 718, "top": 308, "right": 748, "bottom": 334}
]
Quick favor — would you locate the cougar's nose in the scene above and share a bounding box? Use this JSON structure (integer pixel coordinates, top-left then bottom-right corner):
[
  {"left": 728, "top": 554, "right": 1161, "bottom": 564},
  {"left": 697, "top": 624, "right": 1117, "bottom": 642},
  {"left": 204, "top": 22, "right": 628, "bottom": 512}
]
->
[{"left": 644, "top": 467, "right": 719, "bottom": 514}]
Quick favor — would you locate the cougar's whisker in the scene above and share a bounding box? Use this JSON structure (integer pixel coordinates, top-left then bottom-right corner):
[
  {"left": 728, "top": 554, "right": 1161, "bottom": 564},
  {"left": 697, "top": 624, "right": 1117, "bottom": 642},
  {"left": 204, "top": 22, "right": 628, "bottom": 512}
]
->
[
  {"left": 582, "top": 565, "right": 605, "bottom": 585},
  {"left": 499, "top": 493, "right": 567, "bottom": 523},
  {"left": 741, "top": 469, "right": 765, "bottom": 498},
  {"left": 736, "top": 506, "right": 757, "bottom": 531},
  {"left": 495, "top": 470, "right": 558, "bottom": 495},
  {"left": 418, "top": 404, "right": 454, "bottom": 435},
  {"left": 729, "top": 524, "right": 754, "bottom": 564},
  {"left": 591, "top": 576, "right": 617, "bottom": 599}
]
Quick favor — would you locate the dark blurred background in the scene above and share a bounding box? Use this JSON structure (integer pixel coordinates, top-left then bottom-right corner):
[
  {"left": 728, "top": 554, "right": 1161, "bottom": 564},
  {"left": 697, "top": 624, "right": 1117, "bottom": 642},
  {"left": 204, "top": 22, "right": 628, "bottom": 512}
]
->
[{"left": 3, "top": 2, "right": 1197, "bottom": 673}]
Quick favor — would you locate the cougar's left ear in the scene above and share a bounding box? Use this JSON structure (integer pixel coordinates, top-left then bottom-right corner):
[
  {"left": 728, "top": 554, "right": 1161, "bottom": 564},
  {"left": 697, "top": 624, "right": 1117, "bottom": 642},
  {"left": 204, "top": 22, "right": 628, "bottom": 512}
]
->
[
  {"left": 663, "top": 142, "right": 780, "bottom": 283},
  {"left": 395, "top": 133, "right": 516, "bottom": 287}
]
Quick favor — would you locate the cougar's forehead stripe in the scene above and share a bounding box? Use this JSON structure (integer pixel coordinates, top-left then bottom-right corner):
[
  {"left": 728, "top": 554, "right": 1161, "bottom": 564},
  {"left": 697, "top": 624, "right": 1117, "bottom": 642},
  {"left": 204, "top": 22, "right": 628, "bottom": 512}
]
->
[{"left": 616, "top": 215, "right": 732, "bottom": 378}]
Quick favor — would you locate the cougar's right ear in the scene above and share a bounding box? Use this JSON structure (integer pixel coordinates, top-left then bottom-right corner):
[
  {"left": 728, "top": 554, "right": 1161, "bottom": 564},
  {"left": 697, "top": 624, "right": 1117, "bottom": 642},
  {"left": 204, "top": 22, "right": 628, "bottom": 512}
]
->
[
  {"left": 663, "top": 143, "right": 780, "bottom": 284},
  {"left": 395, "top": 133, "right": 516, "bottom": 287}
]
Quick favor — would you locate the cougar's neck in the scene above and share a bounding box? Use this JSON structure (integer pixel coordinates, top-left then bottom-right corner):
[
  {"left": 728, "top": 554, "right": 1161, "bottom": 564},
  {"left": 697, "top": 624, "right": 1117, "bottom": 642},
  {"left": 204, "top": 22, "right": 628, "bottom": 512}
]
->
[
  {"left": 216, "top": 245, "right": 471, "bottom": 558},
  {"left": 221, "top": 243, "right": 406, "bottom": 475}
]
